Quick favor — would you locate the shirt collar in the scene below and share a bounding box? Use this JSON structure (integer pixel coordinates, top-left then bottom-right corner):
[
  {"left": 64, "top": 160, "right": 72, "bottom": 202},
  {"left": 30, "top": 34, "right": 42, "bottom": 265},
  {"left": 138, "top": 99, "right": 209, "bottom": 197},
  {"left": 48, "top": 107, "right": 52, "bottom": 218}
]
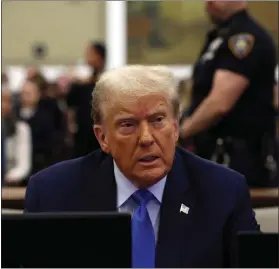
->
[{"left": 113, "top": 161, "right": 167, "bottom": 208}]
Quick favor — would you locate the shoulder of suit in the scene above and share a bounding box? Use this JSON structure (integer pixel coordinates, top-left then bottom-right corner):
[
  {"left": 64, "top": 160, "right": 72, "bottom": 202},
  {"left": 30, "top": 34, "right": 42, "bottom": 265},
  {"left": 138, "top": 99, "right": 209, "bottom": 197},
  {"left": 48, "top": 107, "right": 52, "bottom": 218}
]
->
[
  {"left": 177, "top": 147, "right": 245, "bottom": 188},
  {"left": 30, "top": 158, "right": 82, "bottom": 183},
  {"left": 30, "top": 149, "right": 106, "bottom": 183}
]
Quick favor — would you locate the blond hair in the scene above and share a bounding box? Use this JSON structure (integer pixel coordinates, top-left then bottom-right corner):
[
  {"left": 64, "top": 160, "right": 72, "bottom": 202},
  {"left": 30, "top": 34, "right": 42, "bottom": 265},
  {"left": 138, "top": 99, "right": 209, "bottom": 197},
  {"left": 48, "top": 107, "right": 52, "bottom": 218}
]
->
[{"left": 91, "top": 65, "right": 179, "bottom": 124}]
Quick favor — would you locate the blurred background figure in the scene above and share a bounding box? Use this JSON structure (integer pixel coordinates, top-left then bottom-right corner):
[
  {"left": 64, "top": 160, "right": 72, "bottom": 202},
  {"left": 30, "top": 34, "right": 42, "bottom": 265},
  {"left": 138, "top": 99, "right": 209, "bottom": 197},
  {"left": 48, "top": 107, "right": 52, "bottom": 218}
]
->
[
  {"left": 32, "top": 73, "right": 67, "bottom": 160},
  {"left": 26, "top": 66, "right": 40, "bottom": 80},
  {"left": 17, "top": 78, "right": 65, "bottom": 176},
  {"left": 2, "top": 89, "right": 32, "bottom": 186},
  {"left": 85, "top": 42, "right": 106, "bottom": 82},
  {"left": 2, "top": 72, "right": 9, "bottom": 89},
  {"left": 66, "top": 42, "right": 106, "bottom": 158},
  {"left": 179, "top": 1, "right": 277, "bottom": 188}
]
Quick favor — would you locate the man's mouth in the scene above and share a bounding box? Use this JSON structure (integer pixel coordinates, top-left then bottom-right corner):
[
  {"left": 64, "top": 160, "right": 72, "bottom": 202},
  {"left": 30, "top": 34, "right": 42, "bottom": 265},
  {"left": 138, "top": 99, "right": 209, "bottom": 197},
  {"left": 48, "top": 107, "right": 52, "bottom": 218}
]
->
[{"left": 138, "top": 156, "right": 159, "bottom": 163}]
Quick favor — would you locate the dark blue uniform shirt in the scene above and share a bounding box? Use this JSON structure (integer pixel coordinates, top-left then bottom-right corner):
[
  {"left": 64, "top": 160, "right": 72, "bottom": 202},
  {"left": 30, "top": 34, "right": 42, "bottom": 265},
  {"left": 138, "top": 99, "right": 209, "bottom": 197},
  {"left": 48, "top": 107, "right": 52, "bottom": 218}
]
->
[{"left": 191, "top": 10, "right": 277, "bottom": 140}]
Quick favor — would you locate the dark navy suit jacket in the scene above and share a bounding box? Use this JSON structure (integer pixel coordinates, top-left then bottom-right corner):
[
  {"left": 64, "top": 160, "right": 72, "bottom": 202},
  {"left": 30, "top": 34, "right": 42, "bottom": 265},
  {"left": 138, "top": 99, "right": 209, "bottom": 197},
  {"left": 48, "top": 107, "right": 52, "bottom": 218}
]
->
[{"left": 25, "top": 147, "right": 260, "bottom": 267}]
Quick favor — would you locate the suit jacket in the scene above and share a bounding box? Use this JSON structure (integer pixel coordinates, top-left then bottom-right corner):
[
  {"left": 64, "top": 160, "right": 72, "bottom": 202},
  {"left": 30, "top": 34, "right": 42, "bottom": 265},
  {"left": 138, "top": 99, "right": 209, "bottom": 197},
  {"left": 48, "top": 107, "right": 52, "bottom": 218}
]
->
[{"left": 25, "top": 147, "right": 260, "bottom": 267}]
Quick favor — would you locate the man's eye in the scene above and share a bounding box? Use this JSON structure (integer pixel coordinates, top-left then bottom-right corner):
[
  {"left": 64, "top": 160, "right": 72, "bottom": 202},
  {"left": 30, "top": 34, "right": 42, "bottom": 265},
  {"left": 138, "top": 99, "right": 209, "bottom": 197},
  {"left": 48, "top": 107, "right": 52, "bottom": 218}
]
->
[
  {"left": 152, "top": 116, "right": 164, "bottom": 123},
  {"left": 156, "top": 116, "right": 164, "bottom": 122},
  {"left": 121, "top": 122, "right": 134, "bottom": 128},
  {"left": 119, "top": 122, "right": 136, "bottom": 134}
]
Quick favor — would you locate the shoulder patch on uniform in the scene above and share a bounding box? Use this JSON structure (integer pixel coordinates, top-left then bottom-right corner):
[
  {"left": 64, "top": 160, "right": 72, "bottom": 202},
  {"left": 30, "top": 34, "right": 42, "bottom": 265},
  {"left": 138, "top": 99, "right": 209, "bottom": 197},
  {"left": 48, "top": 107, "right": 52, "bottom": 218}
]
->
[{"left": 228, "top": 33, "right": 255, "bottom": 59}]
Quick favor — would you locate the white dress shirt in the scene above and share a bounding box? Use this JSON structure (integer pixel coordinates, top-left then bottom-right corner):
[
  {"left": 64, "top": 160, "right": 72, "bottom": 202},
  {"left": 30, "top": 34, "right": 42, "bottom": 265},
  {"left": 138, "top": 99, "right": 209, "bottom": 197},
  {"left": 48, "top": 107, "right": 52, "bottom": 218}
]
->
[
  {"left": 114, "top": 161, "right": 167, "bottom": 241},
  {"left": 5, "top": 121, "right": 32, "bottom": 182}
]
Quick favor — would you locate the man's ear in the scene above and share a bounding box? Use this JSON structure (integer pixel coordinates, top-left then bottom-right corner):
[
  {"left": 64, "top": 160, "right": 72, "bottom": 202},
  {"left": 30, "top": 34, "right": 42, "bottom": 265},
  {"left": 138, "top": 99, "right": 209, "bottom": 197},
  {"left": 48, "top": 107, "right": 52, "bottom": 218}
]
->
[{"left": 93, "top": 125, "right": 110, "bottom": 153}]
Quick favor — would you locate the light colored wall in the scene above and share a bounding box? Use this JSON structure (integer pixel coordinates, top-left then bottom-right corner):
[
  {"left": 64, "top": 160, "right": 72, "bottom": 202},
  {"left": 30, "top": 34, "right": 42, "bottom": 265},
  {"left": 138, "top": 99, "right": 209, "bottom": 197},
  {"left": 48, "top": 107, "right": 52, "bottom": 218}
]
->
[{"left": 2, "top": 1, "right": 105, "bottom": 66}]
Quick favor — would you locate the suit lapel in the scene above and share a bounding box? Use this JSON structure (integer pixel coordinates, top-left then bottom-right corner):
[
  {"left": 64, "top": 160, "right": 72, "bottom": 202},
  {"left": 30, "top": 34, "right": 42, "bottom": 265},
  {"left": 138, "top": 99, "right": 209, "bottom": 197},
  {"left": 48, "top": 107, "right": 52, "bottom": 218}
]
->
[
  {"left": 81, "top": 152, "right": 117, "bottom": 212},
  {"left": 156, "top": 150, "right": 197, "bottom": 268}
]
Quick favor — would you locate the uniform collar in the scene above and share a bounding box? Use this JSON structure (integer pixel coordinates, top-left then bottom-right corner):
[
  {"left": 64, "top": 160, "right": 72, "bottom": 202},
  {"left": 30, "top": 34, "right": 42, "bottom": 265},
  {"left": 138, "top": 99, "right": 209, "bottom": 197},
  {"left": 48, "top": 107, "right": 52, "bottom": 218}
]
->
[
  {"left": 113, "top": 161, "right": 167, "bottom": 208},
  {"left": 206, "top": 10, "right": 249, "bottom": 38},
  {"left": 218, "top": 9, "right": 248, "bottom": 29}
]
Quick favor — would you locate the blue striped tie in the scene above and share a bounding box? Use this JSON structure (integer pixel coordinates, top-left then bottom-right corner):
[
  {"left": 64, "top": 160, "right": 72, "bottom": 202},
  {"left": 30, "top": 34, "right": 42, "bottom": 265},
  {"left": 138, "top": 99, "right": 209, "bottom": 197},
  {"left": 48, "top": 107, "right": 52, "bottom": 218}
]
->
[{"left": 132, "top": 189, "right": 155, "bottom": 268}]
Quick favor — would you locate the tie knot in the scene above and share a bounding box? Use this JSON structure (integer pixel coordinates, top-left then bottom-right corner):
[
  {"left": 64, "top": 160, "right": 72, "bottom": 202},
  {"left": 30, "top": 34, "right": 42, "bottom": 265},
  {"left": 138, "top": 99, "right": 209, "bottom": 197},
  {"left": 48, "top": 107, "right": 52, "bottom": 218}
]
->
[{"left": 132, "top": 189, "right": 154, "bottom": 205}]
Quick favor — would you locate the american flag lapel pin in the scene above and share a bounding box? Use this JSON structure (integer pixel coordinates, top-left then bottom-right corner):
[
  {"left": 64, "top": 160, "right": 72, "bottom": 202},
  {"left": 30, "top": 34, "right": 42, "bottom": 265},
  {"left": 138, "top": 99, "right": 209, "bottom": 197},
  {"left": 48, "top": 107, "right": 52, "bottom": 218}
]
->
[{"left": 180, "top": 204, "right": 190, "bottom": 215}]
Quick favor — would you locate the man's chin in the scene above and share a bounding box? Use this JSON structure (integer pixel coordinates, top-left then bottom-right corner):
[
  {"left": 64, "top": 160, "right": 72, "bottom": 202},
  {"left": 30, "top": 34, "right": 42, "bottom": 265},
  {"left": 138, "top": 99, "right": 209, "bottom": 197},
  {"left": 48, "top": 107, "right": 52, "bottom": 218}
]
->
[{"left": 133, "top": 167, "right": 167, "bottom": 188}]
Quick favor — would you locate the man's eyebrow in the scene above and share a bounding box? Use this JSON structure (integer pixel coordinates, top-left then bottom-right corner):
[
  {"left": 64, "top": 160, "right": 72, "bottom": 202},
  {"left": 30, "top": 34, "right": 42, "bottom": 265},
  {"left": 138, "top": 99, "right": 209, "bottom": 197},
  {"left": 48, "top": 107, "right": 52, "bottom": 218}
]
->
[
  {"left": 114, "top": 115, "right": 137, "bottom": 122},
  {"left": 147, "top": 109, "right": 167, "bottom": 117}
]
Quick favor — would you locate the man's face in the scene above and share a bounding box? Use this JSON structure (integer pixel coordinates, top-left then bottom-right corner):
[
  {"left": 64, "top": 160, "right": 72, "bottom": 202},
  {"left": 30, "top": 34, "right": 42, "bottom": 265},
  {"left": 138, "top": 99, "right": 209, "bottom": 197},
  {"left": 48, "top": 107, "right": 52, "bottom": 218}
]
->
[
  {"left": 94, "top": 93, "right": 179, "bottom": 188},
  {"left": 205, "top": 1, "right": 228, "bottom": 24},
  {"left": 20, "top": 81, "right": 40, "bottom": 107},
  {"left": 26, "top": 66, "right": 38, "bottom": 80},
  {"left": 85, "top": 45, "right": 103, "bottom": 69}
]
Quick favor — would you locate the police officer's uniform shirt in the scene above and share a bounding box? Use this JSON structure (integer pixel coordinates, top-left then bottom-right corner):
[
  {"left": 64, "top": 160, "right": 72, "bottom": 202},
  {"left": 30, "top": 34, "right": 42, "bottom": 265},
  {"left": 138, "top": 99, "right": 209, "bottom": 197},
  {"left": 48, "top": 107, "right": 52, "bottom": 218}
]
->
[{"left": 191, "top": 10, "right": 277, "bottom": 139}]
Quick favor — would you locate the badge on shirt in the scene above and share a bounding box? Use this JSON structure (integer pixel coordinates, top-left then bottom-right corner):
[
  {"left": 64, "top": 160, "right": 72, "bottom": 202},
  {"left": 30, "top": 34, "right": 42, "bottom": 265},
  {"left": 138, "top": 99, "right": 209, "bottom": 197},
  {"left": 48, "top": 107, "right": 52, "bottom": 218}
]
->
[
  {"left": 228, "top": 33, "right": 255, "bottom": 59},
  {"left": 200, "top": 37, "right": 224, "bottom": 63}
]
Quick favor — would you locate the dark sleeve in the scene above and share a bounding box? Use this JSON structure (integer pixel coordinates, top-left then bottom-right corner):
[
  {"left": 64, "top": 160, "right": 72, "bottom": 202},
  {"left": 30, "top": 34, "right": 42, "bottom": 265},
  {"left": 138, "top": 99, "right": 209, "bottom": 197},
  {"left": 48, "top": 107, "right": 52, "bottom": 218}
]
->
[
  {"left": 24, "top": 176, "right": 40, "bottom": 212},
  {"left": 215, "top": 33, "right": 262, "bottom": 80},
  {"left": 51, "top": 102, "right": 67, "bottom": 150},
  {"left": 223, "top": 175, "right": 260, "bottom": 267},
  {"left": 66, "top": 83, "right": 79, "bottom": 108},
  {"left": 53, "top": 101, "right": 66, "bottom": 133},
  {"left": 33, "top": 110, "right": 55, "bottom": 153}
]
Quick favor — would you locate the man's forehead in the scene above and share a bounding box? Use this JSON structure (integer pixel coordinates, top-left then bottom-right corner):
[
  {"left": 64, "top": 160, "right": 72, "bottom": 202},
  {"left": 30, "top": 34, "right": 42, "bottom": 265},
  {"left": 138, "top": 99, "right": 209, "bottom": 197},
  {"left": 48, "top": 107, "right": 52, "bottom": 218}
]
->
[{"left": 106, "top": 94, "right": 171, "bottom": 119}]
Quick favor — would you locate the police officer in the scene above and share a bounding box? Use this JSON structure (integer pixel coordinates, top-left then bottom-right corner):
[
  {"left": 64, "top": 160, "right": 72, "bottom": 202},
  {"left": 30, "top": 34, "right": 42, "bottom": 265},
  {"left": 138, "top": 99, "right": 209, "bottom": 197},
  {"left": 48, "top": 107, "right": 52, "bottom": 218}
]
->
[{"left": 180, "top": 1, "right": 277, "bottom": 187}]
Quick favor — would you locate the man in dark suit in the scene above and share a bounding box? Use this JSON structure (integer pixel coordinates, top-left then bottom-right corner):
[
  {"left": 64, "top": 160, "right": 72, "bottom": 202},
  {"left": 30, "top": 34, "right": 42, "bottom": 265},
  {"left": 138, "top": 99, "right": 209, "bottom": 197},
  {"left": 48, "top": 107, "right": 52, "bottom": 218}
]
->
[
  {"left": 66, "top": 42, "right": 105, "bottom": 158},
  {"left": 25, "top": 65, "right": 259, "bottom": 268}
]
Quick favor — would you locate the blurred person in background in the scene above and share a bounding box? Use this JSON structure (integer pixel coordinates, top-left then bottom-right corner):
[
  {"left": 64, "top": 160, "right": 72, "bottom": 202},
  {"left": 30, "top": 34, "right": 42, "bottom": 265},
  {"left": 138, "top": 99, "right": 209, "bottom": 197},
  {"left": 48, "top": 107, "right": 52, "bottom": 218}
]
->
[
  {"left": 180, "top": 1, "right": 277, "bottom": 187},
  {"left": 26, "top": 66, "right": 40, "bottom": 80},
  {"left": 2, "top": 89, "right": 32, "bottom": 186},
  {"left": 48, "top": 81, "right": 68, "bottom": 112},
  {"left": 32, "top": 73, "right": 67, "bottom": 162},
  {"left": 10, "top": 66, "right": 42, "bottom": 109},
  {"left": 17, "top": 79, "right": 62, "bottom": 174},
  {"left": 2, "top": 73, "right": 9, "bottom": 182},
  {"left": 46, "top": 81, "right": 69, "bottom": 160},
  {"left": 51, "top": 75, "right": 71, "bottom": 112},
  {"left": 56, "top": 75, "right": 74, "bottom": 153},
  {"left": 85, "top": 42, "right": 106, "bottom": 82},
  {"left": 2, "top": 72, "right": 9, "bottom": 88},
  {"left": 66, "top": 42, "right": 106, "bottom": 158}
]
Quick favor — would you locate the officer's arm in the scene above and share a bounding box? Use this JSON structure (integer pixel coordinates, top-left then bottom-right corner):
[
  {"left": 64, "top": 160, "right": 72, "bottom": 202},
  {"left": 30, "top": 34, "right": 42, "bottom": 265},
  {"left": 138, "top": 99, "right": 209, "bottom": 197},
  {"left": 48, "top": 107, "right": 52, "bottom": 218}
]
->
[
  {"left": 180, "top": 70, "right": 248, "bottom": 138},
  {"left": 181, "top": 33, "right": 259, "bottom": 138}
]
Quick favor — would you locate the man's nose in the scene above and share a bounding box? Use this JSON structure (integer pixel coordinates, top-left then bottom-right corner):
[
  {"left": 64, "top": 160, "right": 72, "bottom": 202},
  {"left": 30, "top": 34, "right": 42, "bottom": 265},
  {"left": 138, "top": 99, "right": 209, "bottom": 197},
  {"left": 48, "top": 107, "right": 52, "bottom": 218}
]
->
[{"left": 139, "top": 122, "right": 154, "bottom": 147}]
